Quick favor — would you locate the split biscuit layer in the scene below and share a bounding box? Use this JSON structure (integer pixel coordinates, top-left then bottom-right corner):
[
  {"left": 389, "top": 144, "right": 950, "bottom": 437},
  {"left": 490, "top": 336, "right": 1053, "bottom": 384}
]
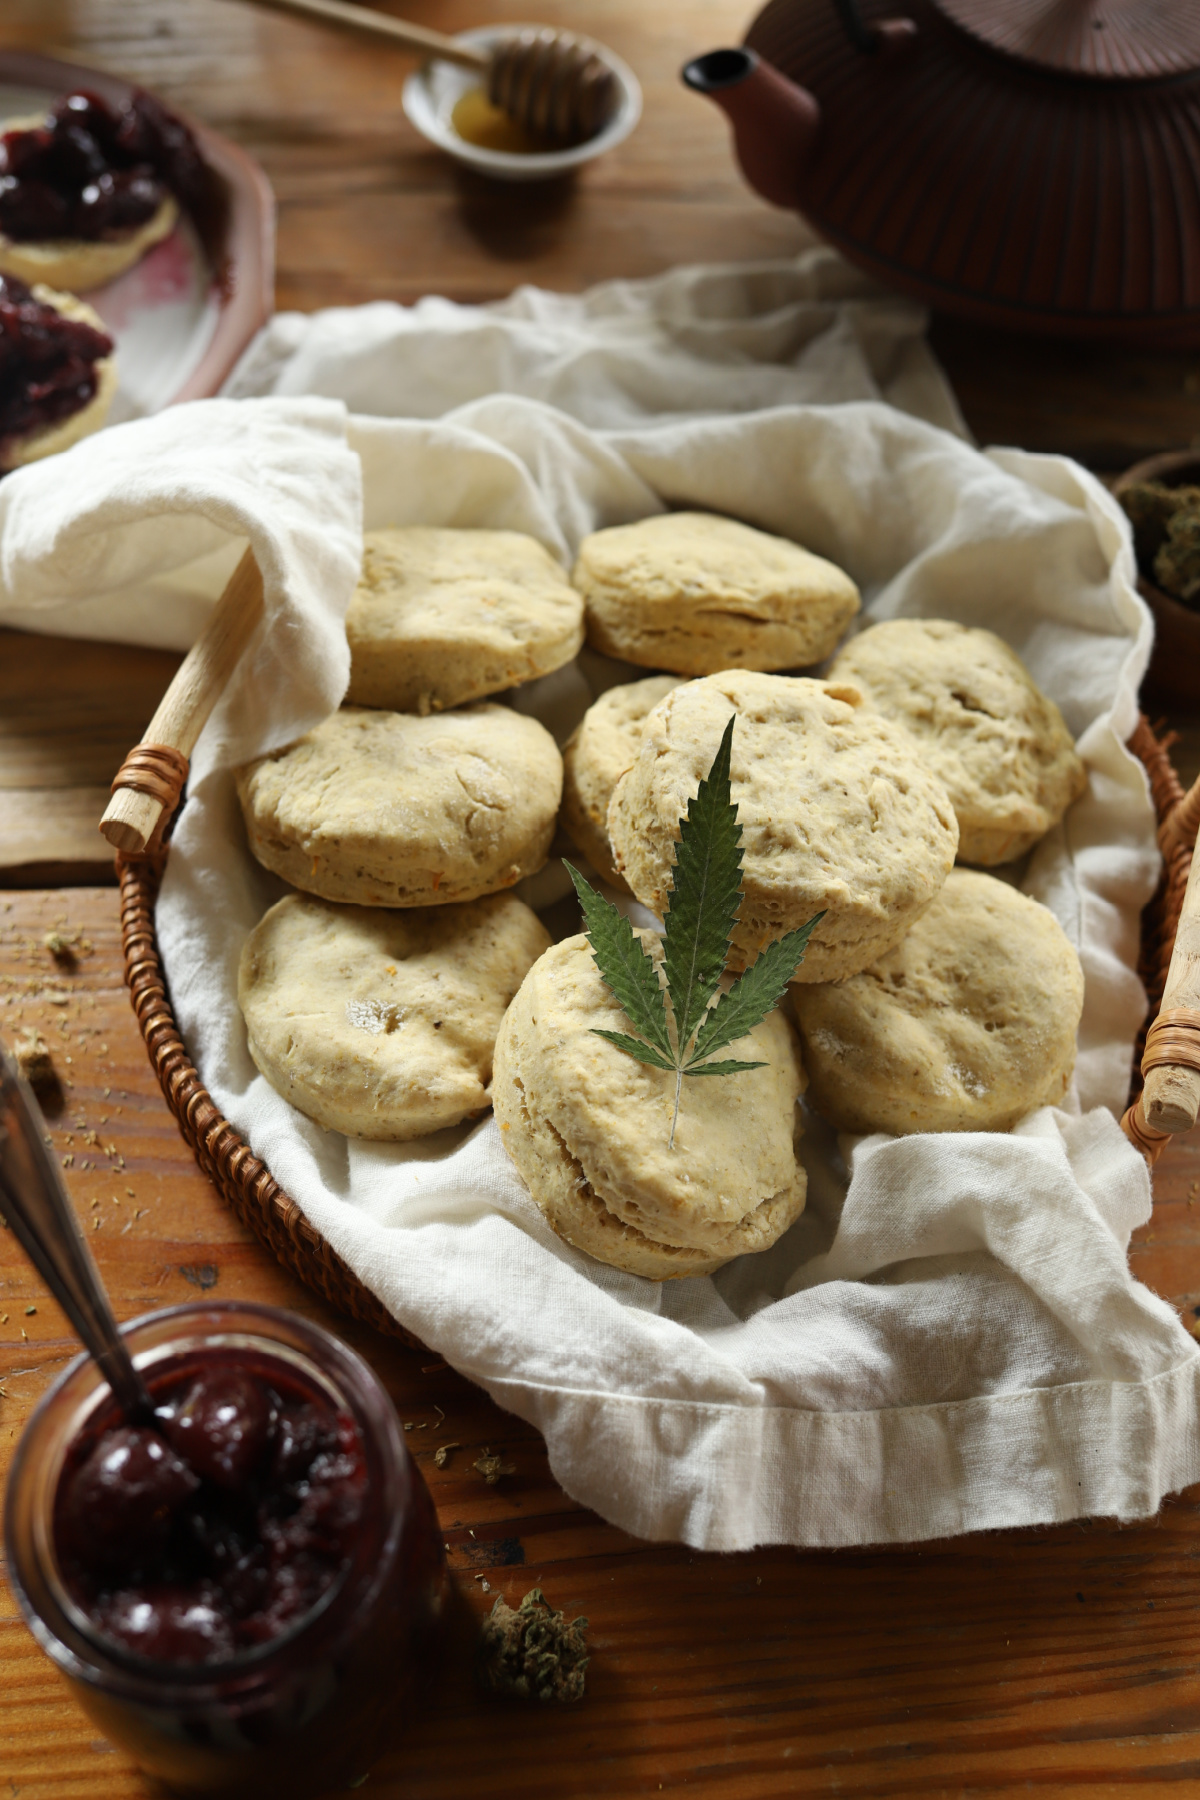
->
[
  {"left": 0, "top": 286, "right": 117, "bottom": 472},
  {"left": 0, "top": 152, "right": 178, "bottom": 293}
]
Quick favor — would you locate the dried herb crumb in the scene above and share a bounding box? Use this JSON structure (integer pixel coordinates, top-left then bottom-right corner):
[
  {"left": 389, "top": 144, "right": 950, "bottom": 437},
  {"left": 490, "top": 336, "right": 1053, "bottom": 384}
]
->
[
  {"left": 14, "top": 1032, "right": 56, "bottom": 1096},
  {"left": 477, "top": 1588, "right": 589, "bottom": 1703},
  {"left": 434, "top": 1441, "right": 462, "bottom": 1468},
  {"left": 1120, "top": 480, "right": 1200, "bottom": 605},
  {"left": 43, "top": 932, "right": 75, "bottom": 966},
  {"left": 474, "top": 1448, "right": 516, "bottom": 1485}
]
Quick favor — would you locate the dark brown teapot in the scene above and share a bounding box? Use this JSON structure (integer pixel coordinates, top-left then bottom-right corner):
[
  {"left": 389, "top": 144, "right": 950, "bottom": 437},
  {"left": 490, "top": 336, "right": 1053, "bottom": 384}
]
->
[{"left": 683, "top": 0, "right": 1200, "bottom": 346}]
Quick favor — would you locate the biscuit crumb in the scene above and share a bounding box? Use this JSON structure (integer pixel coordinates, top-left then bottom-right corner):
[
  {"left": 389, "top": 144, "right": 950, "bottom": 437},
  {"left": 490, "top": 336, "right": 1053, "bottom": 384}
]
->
[{"left": 477, "top": 1588, "right": 589, "bottom": 1703}]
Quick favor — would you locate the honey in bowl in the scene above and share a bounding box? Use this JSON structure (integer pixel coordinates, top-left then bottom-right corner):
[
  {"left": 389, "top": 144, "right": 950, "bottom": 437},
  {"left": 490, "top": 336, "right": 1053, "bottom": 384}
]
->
[{"left": 450, "top": 87, "right": 554, "bottom": 155}]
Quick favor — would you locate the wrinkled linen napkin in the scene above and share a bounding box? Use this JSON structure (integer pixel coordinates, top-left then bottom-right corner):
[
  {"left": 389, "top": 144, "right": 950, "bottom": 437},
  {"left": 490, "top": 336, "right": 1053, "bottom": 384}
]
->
[
  {"left": 0, "top": 254, "right": 1195, "bottom": 1551},
  {"left": 224, "top": 248, "right": 968, "bottom": 439}
]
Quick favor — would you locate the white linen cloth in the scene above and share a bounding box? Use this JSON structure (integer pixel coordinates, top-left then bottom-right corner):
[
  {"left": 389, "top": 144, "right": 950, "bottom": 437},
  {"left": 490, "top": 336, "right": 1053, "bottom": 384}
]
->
[
  {"left": 0, "top": 255, "right": 1194, "bottom": 1551},
  {"left": 224, "top": 248, "right": 968, "bottom": 440}
]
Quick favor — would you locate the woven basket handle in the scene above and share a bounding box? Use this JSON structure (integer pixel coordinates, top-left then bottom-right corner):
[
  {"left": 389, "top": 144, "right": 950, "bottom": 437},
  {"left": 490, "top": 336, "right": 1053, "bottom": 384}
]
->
[
  {"left": 1123, "top": 771, "right": 1200, "bottom": 1160},
  {"left": 99, "top": 548, "right": 264, "bottom": 858}
]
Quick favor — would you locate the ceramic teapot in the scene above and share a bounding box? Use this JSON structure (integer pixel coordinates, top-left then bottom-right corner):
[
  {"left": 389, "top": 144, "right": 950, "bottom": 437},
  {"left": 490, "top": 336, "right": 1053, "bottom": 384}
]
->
[{"left": 683, "top": 0, "right": 1200, "bottom": 346}]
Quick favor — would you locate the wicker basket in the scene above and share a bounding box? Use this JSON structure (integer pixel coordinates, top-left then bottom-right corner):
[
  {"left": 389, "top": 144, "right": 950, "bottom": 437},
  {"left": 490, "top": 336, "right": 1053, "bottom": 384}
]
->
[
  {"left": 119, "top": 864, "right": 419, "bottom": 1344},
  {"left": 117, "top": 715, "right": 1193, "bottom": 1342}
]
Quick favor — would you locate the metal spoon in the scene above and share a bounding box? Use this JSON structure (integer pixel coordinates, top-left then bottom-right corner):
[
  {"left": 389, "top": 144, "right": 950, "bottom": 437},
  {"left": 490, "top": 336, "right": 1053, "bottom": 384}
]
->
[{"left": 0, "top": 1037, "right": 154, "bottom": 1423}]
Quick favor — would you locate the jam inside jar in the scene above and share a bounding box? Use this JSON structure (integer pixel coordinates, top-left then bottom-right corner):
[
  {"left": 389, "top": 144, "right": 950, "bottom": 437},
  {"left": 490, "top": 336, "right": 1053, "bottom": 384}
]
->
[{"left": 5, "top": 1302, "right": 446, "bottom": 1799}]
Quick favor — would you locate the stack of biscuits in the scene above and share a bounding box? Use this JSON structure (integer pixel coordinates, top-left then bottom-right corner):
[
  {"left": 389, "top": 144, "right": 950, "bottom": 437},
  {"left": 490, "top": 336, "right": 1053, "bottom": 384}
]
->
[
  {"left": 237, "top": 528, "right": 581, "bottom": 1141},
  {"left": 234, "top": 509, "right": 1089, "bottom": 1282}
]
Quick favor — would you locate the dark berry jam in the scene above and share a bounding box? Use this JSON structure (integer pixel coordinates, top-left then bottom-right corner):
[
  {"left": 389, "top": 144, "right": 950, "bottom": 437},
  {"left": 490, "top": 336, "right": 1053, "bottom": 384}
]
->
[
  {"left": 0, "top": 88, "right": 207, "bottom": 244},
  {"left": 8, "top": 1304, "right": 444, "bottom": 1799},
  {"left": 0, "top": 274, "right": 112, "bottom": 459},
  {"left": 54, "top": 1355, "right": 366, "bottom": 1666}
]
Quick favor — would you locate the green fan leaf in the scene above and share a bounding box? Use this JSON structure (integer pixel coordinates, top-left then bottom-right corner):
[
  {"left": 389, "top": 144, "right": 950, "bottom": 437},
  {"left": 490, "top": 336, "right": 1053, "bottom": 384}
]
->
[
  {"left": 589, "top": 1029, "right": 677, "bottom": 1072},
  {"left": 569, "top": 720, "right": 824, "bottom": 1149},
  {"left": 687, "top": 913, "right": 824, "bottom": 1066},
  {"left": 660, "top": 714, "right": 743, "bottom": 1055},
  {"left": 677, "top": 1057, "right": 766, "bottom": 1077},
  {"left": 566, "top": 862, "right": 673, "bottom": 1062}
]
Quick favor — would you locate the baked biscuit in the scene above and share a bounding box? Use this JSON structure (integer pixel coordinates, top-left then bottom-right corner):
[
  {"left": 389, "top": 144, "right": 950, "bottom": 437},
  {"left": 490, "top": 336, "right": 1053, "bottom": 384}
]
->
[
  {"left": 0, "top": 115, "right": 178, "bottom": 290},
  {"left": 0, "top": 199, "right": 177, "bottom": 292},
  {"left": 608, "top": 672, "right": 958, "bottom": 982},
  {"left": 791, "top": 868, "right": 1084, "bottom": 1135},
  {"left": 493, "top": 934, "right": 807, "bottom": 1279},
  {"left": 829, "top": 618, "right": 1087, "bottom": 865},
  {"left": 561, "top": 675, "right": 682, "bottom": 887},
  {"left": 239, "top": 891, "right": 550, "bottom": 1140},
  {"left": 572, "top": 511, "right": 860, "bottom": 676},
  {"left": 236, "top": 705, "right": 563, "bottom": 907},
  {"left": 1, "top": 286, "right": 118, "bottom": 472},
  {"left": 346, "top": 527, "right": 584, "bottom": 713}
]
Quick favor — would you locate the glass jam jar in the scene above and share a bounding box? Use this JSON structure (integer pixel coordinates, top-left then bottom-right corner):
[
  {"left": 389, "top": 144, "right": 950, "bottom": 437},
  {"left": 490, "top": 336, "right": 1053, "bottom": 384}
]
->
[{"left": 5, "top": 1300, "right": 446, "bottom": 1798}]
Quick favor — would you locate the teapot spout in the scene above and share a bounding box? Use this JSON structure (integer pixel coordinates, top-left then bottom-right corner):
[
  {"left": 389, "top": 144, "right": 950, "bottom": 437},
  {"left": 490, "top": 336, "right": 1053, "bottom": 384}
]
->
[{"left": 682, "top": 48, "right": 819, "bottom": 212}]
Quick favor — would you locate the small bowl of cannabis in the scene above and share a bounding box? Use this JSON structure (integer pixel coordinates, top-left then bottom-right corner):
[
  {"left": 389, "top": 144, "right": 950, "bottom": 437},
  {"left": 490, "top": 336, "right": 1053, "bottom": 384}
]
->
[{"left": 1115, "top": 449, "right": 1200, "bottom": 706}]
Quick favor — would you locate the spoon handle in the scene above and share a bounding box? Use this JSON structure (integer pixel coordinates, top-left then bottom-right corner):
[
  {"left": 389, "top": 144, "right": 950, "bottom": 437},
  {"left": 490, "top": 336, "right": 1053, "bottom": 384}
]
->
[
  {"left": 238, "top": 0, "right": 490, "bottom": 70},
  {"left": 0, "top": 1043, "right": 154, "bottom": 1422}
]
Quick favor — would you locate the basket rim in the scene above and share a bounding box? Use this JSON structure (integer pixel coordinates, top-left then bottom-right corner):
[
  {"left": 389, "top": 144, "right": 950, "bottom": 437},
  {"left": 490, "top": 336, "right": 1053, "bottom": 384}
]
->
[
  {"left": 119, "top": 711, "right": 1191, "bottom": 1335},
  {"left": 119, "top": 860, "right": 420, "bottom": 1341}
]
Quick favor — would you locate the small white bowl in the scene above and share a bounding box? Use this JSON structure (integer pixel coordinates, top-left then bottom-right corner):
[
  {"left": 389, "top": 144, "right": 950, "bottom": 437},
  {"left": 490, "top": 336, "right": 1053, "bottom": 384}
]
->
[{"left": 402, "top": 25, "right": 641, "bottom": 182}]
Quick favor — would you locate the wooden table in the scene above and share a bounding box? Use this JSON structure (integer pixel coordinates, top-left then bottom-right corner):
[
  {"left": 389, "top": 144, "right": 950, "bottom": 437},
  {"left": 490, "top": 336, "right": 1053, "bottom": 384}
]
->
[{"left": 5, "top": 3, "right": 1200, "bottom": 1795}]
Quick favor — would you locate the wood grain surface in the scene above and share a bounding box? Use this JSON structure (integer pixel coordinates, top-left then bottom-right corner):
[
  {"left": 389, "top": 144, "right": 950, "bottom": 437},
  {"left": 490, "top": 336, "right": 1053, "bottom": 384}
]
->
[{"left": 4, "top": 893, "right": 1200, "bottom": 1800}]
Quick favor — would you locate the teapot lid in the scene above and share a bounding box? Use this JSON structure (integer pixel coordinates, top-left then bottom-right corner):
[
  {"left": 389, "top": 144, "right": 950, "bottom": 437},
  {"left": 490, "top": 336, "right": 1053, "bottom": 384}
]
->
[{"left": 933, "top": 0, "right": 1198, "bottom": 79}]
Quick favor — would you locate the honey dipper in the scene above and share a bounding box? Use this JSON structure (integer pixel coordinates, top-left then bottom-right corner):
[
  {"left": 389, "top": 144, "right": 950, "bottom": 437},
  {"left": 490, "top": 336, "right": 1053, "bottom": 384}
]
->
[{"left": 242, "top": 0, "right": 619, "bottom": 145}]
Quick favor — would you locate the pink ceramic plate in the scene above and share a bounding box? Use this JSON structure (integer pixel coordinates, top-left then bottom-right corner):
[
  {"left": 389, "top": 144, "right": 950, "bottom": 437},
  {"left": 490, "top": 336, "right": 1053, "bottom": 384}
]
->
[{"left": 0, "top": 51, "right": 274, "bottom": 420}]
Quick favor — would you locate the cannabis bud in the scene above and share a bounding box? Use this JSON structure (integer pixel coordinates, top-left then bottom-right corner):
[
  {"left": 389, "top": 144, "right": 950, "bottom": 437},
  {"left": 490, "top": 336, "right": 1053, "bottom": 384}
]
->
[{"left": 477, "top": 1587, "right": 590, "bottom": 1703}]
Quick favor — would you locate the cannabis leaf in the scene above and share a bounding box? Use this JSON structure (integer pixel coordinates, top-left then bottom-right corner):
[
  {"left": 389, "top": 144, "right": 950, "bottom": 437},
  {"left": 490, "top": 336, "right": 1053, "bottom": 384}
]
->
[{"left": 565, "top": 715, "right": 823, "bottom": 1147}]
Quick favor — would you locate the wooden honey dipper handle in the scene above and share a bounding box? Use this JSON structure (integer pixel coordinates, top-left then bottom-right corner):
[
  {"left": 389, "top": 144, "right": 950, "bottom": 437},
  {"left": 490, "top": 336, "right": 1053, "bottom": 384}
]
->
[
  {"left": 238, "top": 0, "right": 618, "bottom": 143},
  {"left": 240, "top": 0, "right": 489, "bottom": 69},
  {"left": 99, "top": 549, "right": 265, "bottom": 856}
]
